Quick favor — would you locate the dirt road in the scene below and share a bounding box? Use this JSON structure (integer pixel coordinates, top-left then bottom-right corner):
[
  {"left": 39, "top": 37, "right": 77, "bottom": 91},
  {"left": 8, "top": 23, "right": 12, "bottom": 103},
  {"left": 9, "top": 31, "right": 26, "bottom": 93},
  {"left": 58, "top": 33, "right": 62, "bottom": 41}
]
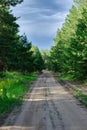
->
[{"left": 1, "top": 71, "right": 87, "bottom": 130}]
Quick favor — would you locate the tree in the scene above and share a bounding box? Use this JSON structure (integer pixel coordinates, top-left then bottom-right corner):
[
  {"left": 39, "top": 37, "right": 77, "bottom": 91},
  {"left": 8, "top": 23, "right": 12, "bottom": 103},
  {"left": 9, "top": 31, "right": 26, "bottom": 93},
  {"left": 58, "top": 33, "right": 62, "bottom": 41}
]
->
[
  {"left": 31, "top": 46, "right": 45, "bottom": 72},
  {"left": 0, "top": 0, "right": 23, "bottom": 7},
  {"left": 0, "top": 7, "right": 20, "bottom": 71},
  {"left": 41, "top": 49, "right": 51, "bottom": 70},
  {"left": 0, "top": 0, "right": 24, "bottom": 72},
  {"left": 69, "top": 1, "right": 87, "bottom": 78},
  {"left": 17, "top": 35, "right": 33, "bottom": 72},
  {"left": 49, "top": 0, "right": 87, "bottom": 79}
]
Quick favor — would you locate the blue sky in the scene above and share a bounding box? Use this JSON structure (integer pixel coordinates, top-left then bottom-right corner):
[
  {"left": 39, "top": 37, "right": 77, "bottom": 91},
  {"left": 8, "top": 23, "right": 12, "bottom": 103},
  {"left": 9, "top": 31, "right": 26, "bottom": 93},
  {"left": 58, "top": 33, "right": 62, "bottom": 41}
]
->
[{"left": 12, "top": 0, "right": 74, "bottom": 50}]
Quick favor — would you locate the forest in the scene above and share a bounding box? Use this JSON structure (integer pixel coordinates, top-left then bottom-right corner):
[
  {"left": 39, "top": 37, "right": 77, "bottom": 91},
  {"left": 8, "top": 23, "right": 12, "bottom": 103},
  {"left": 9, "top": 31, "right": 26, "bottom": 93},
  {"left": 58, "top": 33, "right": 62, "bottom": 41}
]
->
[
  {"left": 0, "top": 0, "right": 44, "bottom": 74},
  {"left": 0, "top": 0, "right": 87, "bottom": 120},
  {"left": 44, "top": 0, "right": 87, "bottom": 80},
  {"left": 0, "top": 0, "right": 45, "bottom": 118}
]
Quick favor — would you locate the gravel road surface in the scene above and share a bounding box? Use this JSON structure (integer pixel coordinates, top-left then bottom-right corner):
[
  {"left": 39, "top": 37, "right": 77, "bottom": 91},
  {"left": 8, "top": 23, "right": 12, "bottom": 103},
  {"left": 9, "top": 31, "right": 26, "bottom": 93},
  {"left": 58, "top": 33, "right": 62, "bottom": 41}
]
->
[{"left": 1, "top": 70, "right": 87, "bottom": 130}]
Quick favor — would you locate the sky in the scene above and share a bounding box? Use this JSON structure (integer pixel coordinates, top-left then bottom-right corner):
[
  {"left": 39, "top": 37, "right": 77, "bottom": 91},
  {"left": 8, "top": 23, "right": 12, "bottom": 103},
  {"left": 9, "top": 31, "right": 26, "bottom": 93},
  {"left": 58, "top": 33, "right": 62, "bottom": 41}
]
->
[{"left": 12, "top": 0, "right": 74, "bottom": 50}]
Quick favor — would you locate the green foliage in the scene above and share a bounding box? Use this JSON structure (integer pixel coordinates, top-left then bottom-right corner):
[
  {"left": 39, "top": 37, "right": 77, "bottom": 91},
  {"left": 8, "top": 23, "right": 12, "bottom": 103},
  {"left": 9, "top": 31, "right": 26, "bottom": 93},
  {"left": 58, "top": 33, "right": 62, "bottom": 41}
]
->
[
  {"left": 0, "top": 0, "right": 23, "bottom": 7},
  {"left": 0, "top": 1, "right": 45, "bottom": 73},
  {"left": 75, "top": 89, "right": 87, "bottom": 106},
  {"left": 0, "top": 8, "right": 19, "bottom": 71},
  {"left": 0, "top": 72, "right": 36, "bottom": 116},
  {"left": 31, "top": 46, "right": 45, "bottom": 72},
  {"left": 49, "top": 0, "right": 87, "bottom": 80},
  {"left": 41, "top": 50, "right": 51, "bottom": 70},
  {"left": 15, "top": 34, "right": 34, "bottom": 72}
]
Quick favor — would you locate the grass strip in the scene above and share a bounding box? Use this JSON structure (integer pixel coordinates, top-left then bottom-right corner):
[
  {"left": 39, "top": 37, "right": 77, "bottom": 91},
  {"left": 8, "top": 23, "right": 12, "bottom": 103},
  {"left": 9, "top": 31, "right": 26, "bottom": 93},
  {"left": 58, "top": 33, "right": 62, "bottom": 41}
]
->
[
  {"left": 75, "top": 89, "right": 87, "bottom": 106},
  {"left": 0, "top": 71, "right": 37, "bottom": 117}
]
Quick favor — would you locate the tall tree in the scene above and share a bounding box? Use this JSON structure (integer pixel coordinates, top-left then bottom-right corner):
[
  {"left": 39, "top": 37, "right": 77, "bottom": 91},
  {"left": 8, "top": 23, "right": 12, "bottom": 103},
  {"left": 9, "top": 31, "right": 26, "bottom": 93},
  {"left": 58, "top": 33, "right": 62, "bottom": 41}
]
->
[
  {"left": 41, "top": 50, "right": 51, "bottom": 70},
  {"left": 0, "top": 0, "right": 23, "bottom": 72},
  {"left": 0, "top": 8, "right": 20, "bottom": 71},
  {"left": 31, "top": 46, "right": 45, "bottom": 72},
  {"left": 17, "top": 35, "right": 33, "bottom": 72},
  {"left": 49, "top": 0, "right": 87, "bottom": 79}
]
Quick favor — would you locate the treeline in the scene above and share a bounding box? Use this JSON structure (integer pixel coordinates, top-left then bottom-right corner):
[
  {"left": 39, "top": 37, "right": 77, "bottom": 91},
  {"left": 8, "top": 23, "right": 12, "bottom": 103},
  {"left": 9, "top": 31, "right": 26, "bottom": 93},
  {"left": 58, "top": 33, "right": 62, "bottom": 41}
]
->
[
  {"left": 0, "top": 0, "right": 44, "bottom": 74},
  {"left": 47, "top": 0, "right": 87, "bottom": 80}
]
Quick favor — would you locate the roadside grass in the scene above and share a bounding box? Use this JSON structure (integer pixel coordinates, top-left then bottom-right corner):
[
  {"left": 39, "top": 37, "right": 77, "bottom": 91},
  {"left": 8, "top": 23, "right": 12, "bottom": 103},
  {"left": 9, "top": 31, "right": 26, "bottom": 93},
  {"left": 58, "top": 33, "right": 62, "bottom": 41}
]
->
[
  {"left": 0, "top": 71, "right": 37, "bottom": 117},
  {"left": 56, "top": 72, "right": 87, "bottom": 107},
  {"left": 75, "top": 90, "right": 87, "bottom": 106},
  {"left": 58, "top": 72, "right": 77, "bottom": 81}
]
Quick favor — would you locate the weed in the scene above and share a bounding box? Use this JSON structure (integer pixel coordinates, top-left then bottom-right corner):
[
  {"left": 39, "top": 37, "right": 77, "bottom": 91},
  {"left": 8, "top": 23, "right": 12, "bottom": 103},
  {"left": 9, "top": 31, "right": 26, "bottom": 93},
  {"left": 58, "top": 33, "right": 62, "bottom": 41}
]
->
[
  {"left": 75, "top": 90, "right": 87, "bottom": 106},
  {"left": 0, "top": 72, "right": 36, "bottom": 117}
]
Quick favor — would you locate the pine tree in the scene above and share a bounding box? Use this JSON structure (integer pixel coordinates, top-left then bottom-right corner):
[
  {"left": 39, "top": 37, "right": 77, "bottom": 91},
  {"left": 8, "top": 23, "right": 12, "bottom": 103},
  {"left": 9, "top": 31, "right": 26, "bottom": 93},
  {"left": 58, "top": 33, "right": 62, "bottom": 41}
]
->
[
  {"left": 31, "top": 46, "right": 45, "bottom": 72},
  {"left": 0, "top": 7, "right": 20, "bottom": 71}
]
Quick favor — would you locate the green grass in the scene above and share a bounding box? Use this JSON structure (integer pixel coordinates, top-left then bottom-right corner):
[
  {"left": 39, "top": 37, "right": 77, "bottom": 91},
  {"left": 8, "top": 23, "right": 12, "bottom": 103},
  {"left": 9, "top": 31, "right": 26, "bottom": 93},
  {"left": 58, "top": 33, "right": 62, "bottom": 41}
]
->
[
  {"left": 57, "top": 72, "right": 75, "bottom": 81},
  {"left": 75, "top": 89, "right": 87, "bottom": 106},
  {"left": 57, "top": 72, "right": 87, "bottom": 106},
  {"left": 0, "top": 71, "right": 37, "bottom": 117}
]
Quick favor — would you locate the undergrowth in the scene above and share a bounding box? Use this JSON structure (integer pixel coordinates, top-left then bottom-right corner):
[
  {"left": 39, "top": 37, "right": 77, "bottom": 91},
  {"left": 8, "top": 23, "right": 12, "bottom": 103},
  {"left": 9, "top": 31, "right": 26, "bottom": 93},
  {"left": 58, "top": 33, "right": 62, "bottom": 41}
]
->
[
  {"left": 75, "top": 90, "right": 87, "bottom": 106},
  {"left": 57, "top": 72, "right": 87, "bottom": 106},
  {"left": 0, "top": 71, "right": 36, "bottom": 117}
]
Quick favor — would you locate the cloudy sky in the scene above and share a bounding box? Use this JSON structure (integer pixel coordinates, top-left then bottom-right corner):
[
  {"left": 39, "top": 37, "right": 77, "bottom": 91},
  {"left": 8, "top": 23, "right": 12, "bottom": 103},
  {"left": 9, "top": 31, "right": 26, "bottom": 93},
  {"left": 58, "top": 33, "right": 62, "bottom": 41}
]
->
[{"left": 12, "top": 0, "right": 74, "bottom": 50}]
